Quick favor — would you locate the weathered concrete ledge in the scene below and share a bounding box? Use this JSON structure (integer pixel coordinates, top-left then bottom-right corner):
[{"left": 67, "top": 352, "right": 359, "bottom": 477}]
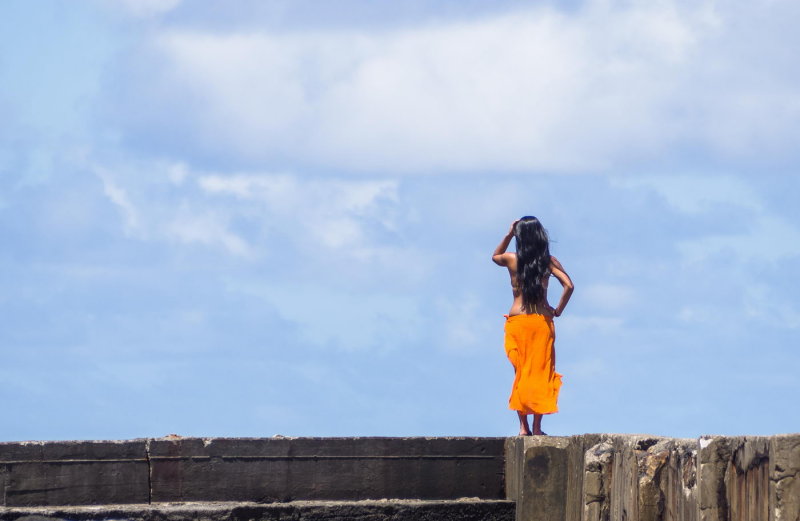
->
[
  {"left": 506, "top": 433, "right": 800, "bottom": 521},
  {"left": 2, "top": 434, "right": 798, "bottom": 521},
  {"left": 0, "top": 499, "right": 517, "bottom": 521},
  {"left": 0, "top": 437, "right": 506, "bottom": 507}
]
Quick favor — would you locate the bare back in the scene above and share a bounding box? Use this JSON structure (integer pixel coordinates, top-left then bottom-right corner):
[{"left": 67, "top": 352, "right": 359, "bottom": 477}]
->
[
  {"left": 504, "top": 254, "right": 553, "bottom": 317},
  {"left": 492, "top": 222, "right": 574, "bottom": 319}
]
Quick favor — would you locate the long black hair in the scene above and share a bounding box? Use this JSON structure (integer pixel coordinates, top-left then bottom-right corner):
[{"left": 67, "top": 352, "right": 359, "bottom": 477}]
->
[{"left": 515, "top": 216, "right": 550, "bottom": 312}]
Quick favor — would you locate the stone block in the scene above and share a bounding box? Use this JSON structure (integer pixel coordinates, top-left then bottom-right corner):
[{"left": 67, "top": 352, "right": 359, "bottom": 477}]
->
[
  {"left": 698, "top": 436, "right": 734, "bottom": 521},
  {"left": 609, "top": 435, "right": 643, "bottom": 521},
  {"left": 636, "top": 438, "right": 697, "bottom": 521},
  {"left": 698, "top": 436, "right": 771, "bottom": 521},
  {"left": 506, "top": 434, "right": 603, "bottom": 521},
  {"left": 583, "top": 438, "right": 615, "bottom": 521},
  {"left": 505, "top": 437, "right": 523, "bottom": 502},
  {"left": 519, "top": 437, "right": 570, "bottom": 521},
  {"left": 147, "top": 437, "right": 506, "bottom": 503},
  {"left": 770, "top": 434, "right": 800, "bottom": 521},
  {"left": 566, "top": 434, "right": 697, "bottom": 521},
  {"left": 566, "top": 434, "right": 601, "bottom": 521},
  {"left": 0, "top": 440, "right": 149, "bottom": 507},
  {"left": 728, "top": 437, "right": 770, "bottom": 521}
]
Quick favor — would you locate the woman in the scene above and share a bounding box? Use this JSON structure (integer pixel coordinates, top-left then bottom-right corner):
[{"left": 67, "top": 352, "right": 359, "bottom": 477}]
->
[{"left": 492, "top": 217, "right": 574, "bottom": 436}]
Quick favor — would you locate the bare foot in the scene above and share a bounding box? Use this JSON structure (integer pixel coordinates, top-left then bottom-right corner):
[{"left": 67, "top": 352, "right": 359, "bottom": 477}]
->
[
  {"left": 519, "top": 429, "right": 533, "bottom": 436},
  {"left": 532, "top": 430, "right": 548, "bottom": 436}
]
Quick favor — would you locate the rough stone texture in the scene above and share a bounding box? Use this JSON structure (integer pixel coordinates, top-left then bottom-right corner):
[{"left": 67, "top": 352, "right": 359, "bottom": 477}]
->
[
  {"left": 611, "top": 436, "right": 640, "bottom": 521},
  {"left": 698, "top": 436, "right": 771, "bottom": 521},
  {"left": 728, "top": 437, "right": 770, "bottom": 521},
  {"left": 148, "top": 437, "right": 506, "bottom": 503},
  {"left": 698, "top": 436, "right": 731, "bottom": 521},
  {"left": 504, "top": 438, "right": 522, "bottom": 503},
  {"left": 508, "top": 434, "right": 698, "bottom": 521},
  {"left": 506, "top": 435, "right": 593, "bottom": 521},
  {"left": 2, "top": 434, "right": 798, "bottom": 521},
  {"left": 0, "top": 440, "right": 149, "bottom": 507},
  {"left": 769, "top": 434, "right": 800, "bottom": 521},
  {"left": 583, "top": 439, "right": 614, "bottom": 521},
  {"left": 635, "top": 438, "right": 697, "bottom": 521},
  {"left": 507, "top": 435, "right": 592, "bottom": 521},
  {"left": 0, "top": 499, "right": 516, "bottom": 521},
  {"left": 566, "top": 435, "right": 601, "bottom": 521},
  {"left": 581, "top": 435, "right": 653, "bottom": 521},
  {"left": 522, "top": 437, "right": 570, "bottom": 521}
]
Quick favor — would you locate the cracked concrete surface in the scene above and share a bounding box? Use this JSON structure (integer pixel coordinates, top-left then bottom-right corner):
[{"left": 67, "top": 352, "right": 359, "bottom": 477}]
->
[
  {"left": 2, "top": 434, "right": 799, "bottom": 521},
  {"left": 0, "top": 437, "right": 506, "bottom": 507}
]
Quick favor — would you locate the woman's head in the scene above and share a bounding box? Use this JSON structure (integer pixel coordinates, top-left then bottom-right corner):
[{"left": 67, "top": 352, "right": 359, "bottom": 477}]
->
[
  {"left": 514, "top": 216, "right": 548, "bottom": 250},
  {"left": 514, "top": 216, "right": 550, "bottom": 312}
]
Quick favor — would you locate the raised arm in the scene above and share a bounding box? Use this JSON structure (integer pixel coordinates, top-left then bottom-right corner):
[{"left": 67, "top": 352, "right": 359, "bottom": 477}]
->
[
  {"left": 492, "top": 221, "right": 518, "bottom": 266},
  {"left": 550, "top": 256, "right": 574, "bottom": 317}
]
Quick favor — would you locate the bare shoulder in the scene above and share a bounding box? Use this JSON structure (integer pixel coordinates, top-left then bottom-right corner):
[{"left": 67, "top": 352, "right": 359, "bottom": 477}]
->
[{"left": 492, "top": 251, "right": 516, "bottom": 267}]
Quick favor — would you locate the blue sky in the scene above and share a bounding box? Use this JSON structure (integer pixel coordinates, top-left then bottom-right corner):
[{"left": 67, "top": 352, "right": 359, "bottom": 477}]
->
[{"left": 1, "top": 0, "right": 798, "bottom": 441}]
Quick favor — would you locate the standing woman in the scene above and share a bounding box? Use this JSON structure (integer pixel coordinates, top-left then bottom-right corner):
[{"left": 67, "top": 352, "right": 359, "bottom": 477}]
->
[{"left": 492, "top": 217, "right": 574, "bottom": 436}]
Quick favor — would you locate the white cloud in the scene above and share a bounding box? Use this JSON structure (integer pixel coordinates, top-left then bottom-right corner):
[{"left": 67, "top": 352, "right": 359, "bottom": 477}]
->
[
  {"left": 100, "top": 0, "right": 183, "bottom": 18},
  {"left": 133, "top": 0, "right": 783, "bottom": 173},
  {"left": 166, "top": 209, "right": 252, "bottom": 257},
  {"left": 168, "top": 162, "right": 189, "bottom": 185},
  {"left": 95, "top": 169, "right": 141, "bottom": 235},
  {"left": 87, "top": 157, "right": 413, "bottom": 268},
  {"left": 198, "top": 173, "right": 399, "bottom": 250}
]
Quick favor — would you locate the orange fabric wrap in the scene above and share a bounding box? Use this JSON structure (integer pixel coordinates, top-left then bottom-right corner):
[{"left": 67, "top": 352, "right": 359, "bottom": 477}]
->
[{"left": 504, "top": 314, "right": 562, "bottom": 415}]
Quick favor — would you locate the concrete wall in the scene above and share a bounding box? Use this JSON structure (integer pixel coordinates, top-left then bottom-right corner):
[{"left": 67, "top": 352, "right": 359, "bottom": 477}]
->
[
  {"left": 0, "top": 437, "right": 505, "bottom": 507},
  {"left": 1, "top": 433, "right": 798, "bottom": 521},
  {"left": 0, "top": 439, "right": 149, "bottom": 506},
  {"left": 507, "top": 434, "right": 800, "bottom": 521}
]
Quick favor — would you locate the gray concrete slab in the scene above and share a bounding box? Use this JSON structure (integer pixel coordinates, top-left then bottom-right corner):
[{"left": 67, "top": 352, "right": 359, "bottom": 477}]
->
[
  {"left": 2, "top": 433, "right": 798, "bottom": 520},
  {"left": 0, "top": 440, "right": 149, "bottom": 507},
  {"left": 148, "top": 437, "right": 507, "bottom": 503},
  {"left": 521, "top": 437, "right": 570, "bottom": 521}
]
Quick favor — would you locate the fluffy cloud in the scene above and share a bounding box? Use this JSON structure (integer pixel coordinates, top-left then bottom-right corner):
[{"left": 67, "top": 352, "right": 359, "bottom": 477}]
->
[
  {"left": 98, "top": 0, "right": 183, "bottom": 18},
  {"left": 95, "top": 167, "right": 142, "bottom": 235},
  {"left": 197, "top": 173, "right": 399, "bottom": 251},
  {"left": 88, "top": 157, "right": 402, "bottom": 259},
  {"left": 108, "top": 0, "right": 800, "bottom": 173}
]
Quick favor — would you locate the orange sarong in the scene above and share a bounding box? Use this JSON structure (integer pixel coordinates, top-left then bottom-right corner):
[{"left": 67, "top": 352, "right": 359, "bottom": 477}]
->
[{"left": 504, "top": 314, "right": 562, "bottom": 415}]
